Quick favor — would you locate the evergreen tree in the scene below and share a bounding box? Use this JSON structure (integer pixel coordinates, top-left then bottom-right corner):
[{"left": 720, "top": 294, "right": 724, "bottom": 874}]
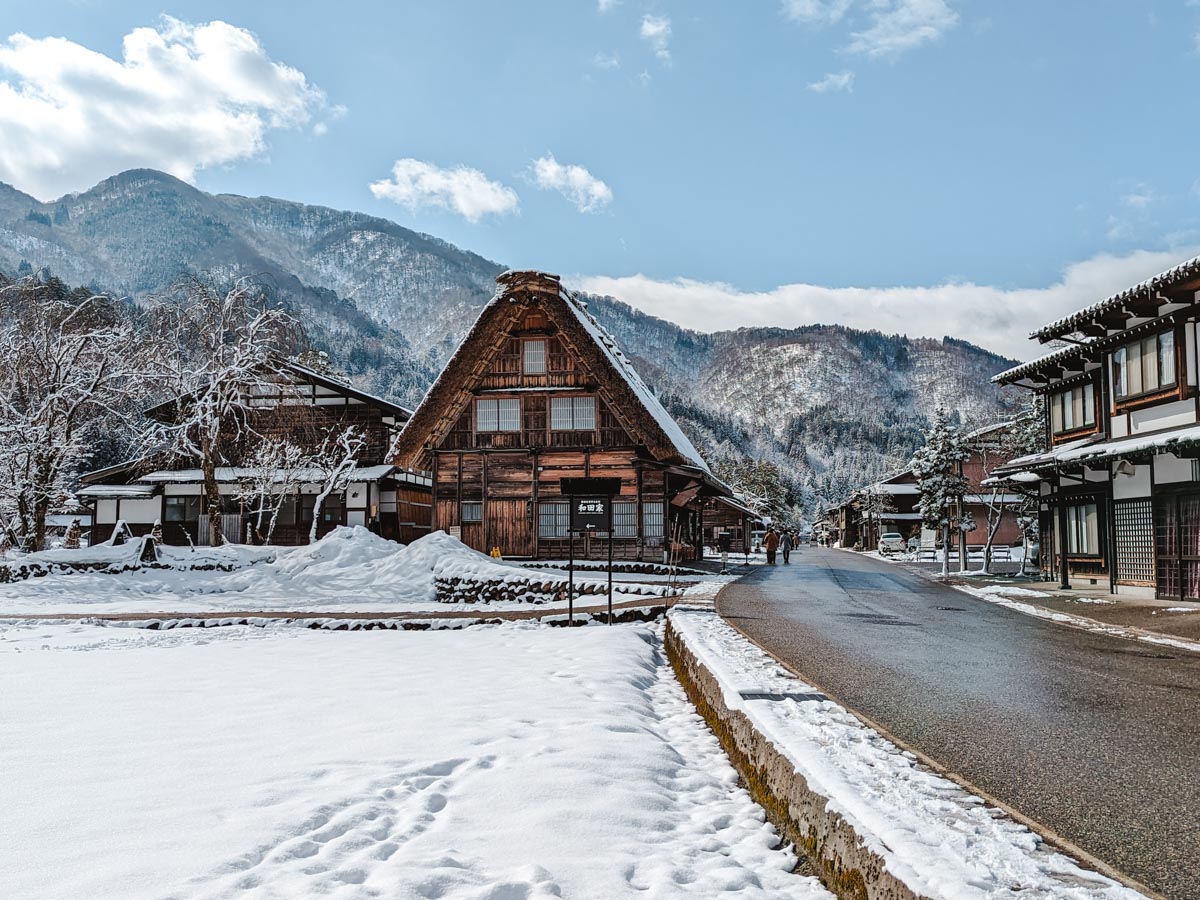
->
[{"left": 910, "top": 408, "right": 969, "bottom": 577}]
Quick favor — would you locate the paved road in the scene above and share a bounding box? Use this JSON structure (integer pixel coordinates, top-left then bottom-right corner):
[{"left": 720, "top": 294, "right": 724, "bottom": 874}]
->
[{"left": 719, "top": 546, "right": 1200, "bottom": 899}]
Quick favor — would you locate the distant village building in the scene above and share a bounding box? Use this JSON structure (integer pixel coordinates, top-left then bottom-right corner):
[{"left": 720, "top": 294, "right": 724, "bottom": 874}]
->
[
  {"left": 390, "top": 270, "right": 743, "bottom": 560},
  {"left": 993, "top": 254, "right": 1200, "bottom": 598},
  {"left": 830, "top": 423, "right": 1024, "bottom": 550},
  {"left": 79, "top": 363, "right": 431, "bottom": 546}
]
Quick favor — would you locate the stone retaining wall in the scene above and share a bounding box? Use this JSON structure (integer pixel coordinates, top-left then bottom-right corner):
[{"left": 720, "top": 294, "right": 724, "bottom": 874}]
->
[{"left": 664, "top": 618, "right": 927, "bottom": 900}]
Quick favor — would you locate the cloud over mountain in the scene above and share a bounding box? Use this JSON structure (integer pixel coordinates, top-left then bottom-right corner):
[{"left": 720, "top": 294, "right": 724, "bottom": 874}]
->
[{"left": 0, "top": 17, "right": 333, "bottom": 200}]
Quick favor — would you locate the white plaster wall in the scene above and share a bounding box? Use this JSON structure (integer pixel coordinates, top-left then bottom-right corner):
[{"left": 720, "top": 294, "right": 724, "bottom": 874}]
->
[
  {"left": 118, "top": 498, "right": 161, "bottom": 523},
  {"left": 96, "top": 499, "right": 117, "bottom": 525},
  {"left": 1113, "top": 463, "right": 1151, "bottom": 499},
  {"left": 1110, "top": 415, "right": 1128, "bottom": 439},
  {"left": 1154, "top": 453, "right": 1195, "bottom": 485},
  {"left": 1084, "top": 467, "right": 1108, "bottom": 482},
  {"left": 163, "top": 484, "right": 203, "bottom": 496},
  {"left": 1130, "top": 399, "right": 1197, "bottom": 435}
]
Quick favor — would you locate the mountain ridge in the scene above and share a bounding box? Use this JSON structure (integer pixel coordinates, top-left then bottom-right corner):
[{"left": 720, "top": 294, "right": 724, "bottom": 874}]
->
[{"left": 0, "top": 168, "right": 1018, "bottom": 515}]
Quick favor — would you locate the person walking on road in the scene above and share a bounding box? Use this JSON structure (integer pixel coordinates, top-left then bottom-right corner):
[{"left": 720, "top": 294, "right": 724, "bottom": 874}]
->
[
  {"left": 764, "top": 527, "right": 779, "bottom": 565},
  {"left": 780, "top": 529, "right": 794, "bottom": 564}
]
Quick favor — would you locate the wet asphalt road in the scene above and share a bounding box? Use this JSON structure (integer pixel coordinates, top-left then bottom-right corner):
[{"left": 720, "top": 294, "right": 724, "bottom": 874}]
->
[{"left": 718, "top": 546, "right": 1200, "bottom": 899}]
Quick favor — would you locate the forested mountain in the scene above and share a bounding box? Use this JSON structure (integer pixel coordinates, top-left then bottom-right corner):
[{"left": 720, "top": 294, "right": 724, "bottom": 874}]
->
[{"left": 0, "top": 169, "right": 1019, "bottom": 517}]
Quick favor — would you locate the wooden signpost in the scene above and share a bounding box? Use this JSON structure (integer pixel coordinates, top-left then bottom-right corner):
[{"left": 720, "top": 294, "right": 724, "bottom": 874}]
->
[{"left": 560, "top": 477, "right": 622, "bottom": 626}]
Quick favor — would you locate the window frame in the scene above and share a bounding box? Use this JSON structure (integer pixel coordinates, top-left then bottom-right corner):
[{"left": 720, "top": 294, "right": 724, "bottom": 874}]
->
[
  {"left": 475, "top": 397, "right": 522, "bottom": 433},
  {"left": 538, "top": 501, "right": 570, "bottom": 539},
  {"left": 1065, "top": 502, "right": 1101, "bottom": 557},
  {"left": 642, "top": 500, "right": 665, "bottom": 540},
  {"left": 549, "top": 395, "right": 597, "bottom": 431},
  {"left": 1112, "top": 329, "right": 1178, "bottom": 403},
  {"left": 523, "top": 339, "right": 547, "bottom": 375},
  {"left": 164, "top": 495, "right": 201, "bottom": 523},
  {"left": 1050, "top": 382, "right": 1096, "bottom": 436},
  {"left": 461, "top": 501, "right": 482, "bottom": 523}
]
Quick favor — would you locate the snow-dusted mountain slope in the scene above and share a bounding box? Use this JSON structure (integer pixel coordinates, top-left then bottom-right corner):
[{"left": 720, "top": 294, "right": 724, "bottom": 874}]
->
[{"left": 0, "top": 169, "right": 1018, "bottom": 514}]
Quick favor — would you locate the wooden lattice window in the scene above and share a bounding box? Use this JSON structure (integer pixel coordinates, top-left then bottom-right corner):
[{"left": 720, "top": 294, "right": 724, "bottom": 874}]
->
[{"left": 1114, "top": 499, "right": 1153, "bottom": 585}]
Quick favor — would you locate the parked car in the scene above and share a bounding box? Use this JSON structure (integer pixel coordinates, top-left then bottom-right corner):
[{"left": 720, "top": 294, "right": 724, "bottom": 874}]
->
[{"left": 877, "top": 532, "right": 905, "bottom": 555}]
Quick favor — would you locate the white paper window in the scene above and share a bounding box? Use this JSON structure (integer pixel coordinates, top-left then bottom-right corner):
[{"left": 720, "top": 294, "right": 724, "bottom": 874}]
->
[
  {"left": 476, "top": 398, "right": 521, "bottom": 432},
  {"left": 461, "top": 501, "right": 482, "bottom": 522},
  {"left": 524, "top": 340, "right": 547, "bottom": 375},
  {"left": 643, "top": 501, "right": 664, "bottom": 539},
  {"left": 613, "top": 501, "right": 636, "bottom": 537},
  {"left": 550, "top": 396, "right": 596, "bottom": 430},
  {"left": 538, "top": 501, "right": 569, "bottom": 538}
]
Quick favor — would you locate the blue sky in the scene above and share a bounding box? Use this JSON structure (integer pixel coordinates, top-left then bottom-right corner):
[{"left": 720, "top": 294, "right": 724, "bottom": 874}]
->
[{"left": 1, "top": 1, "right": 1199, "bottom": 358}]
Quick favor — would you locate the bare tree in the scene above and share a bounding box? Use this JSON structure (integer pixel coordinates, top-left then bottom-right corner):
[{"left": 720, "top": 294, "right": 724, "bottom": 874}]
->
[
  {"left": 235, "top": 437, "right": 309, "bottom": 545},
  {"left": 145, "top": 277, "right": 304, "bottom": 546},
  {"left": 308, "top": 426, "right": 366, "bottom": 543},
  {"left": 857, "top": 486, "right": 896, "bottom": 551},
  {"left": 0, "top": 277, "right": 149, "bottom": 550}
]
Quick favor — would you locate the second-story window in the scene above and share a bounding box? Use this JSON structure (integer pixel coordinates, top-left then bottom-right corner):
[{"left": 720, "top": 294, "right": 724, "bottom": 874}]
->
[
  {"left": 1113, "top": 330, "right": 1176, "bottom": 399},
  {"left": 476, "top": 398, "right": 521, "bottom": 432},
  {"left": 1050, "top": 383, "right": 1095, "bottom": 435},
  {"left": 524, "top": 339, "right": 547, "bottom": 375},
  {"left": 550, "top": 396, "right": 596, "bottom": 431}
]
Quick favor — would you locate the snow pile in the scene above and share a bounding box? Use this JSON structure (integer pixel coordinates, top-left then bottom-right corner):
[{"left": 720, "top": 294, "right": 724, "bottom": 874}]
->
[
  {"left": 0, "top": 620, "right": 827, "bottom": 899},
  {"left": 0, "top": 528, "right": 677, "bottom": 615},
  {"left": 670, "top": 609, "right": 1143, "bottom": 900}
]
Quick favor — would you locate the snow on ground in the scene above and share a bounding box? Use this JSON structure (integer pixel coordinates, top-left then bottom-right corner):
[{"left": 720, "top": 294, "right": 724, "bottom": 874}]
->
[
  {"left": 670, "top": 609, "right": 1144, "bottom": 900},
  {"left": 953, "top": 583, "right": 1200, "bottom": 654},
  {"left": 0, "top": 528, "right": 683, "bottom": 616},
  {"left": 0, "top": 619, "right": 826, "bottom": 900}
]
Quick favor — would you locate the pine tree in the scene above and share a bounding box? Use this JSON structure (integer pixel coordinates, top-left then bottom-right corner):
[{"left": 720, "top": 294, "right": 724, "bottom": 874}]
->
[{"left": 910, "top": 408, "right": 969, "bottom": 577}]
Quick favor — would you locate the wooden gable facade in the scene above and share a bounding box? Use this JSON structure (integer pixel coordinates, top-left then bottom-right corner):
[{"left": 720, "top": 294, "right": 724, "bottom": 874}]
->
[{"left": 391, "top": 270, "right": 728, "bottom": 561}]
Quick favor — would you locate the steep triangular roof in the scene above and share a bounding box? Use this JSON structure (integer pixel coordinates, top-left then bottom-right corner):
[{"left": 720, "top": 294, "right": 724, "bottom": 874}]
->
[{"left": 392, "top": 271, "right": 709, "bottom": 472}]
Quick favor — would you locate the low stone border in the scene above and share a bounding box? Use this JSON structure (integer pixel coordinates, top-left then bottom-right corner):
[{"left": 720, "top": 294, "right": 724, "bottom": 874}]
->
[
  {"left": 433, "top": 573, "right": 675, "bottom": 605},
  {"left": 665, "top": 617, "right": 927, "bottom": 900}
]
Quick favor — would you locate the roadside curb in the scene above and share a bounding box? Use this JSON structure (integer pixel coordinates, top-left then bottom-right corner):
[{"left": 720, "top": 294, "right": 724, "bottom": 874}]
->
[{"left": 664, "top": 616, "right": 922, "bottom": 900}]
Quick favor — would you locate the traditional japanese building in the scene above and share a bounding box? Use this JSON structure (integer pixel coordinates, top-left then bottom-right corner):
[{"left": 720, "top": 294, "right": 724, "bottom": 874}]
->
[
  {"left": 390, "top": 270, "right": 737, "bottom": 560},
  {"left": 78, "top": 362, "right": 431, "bottom": 546},
  {"left": 834, "top": 423, "right": 1025, "bottom": 552},
  {"left": 993, "top": 255, "right": 1200, "bottom": 598}
]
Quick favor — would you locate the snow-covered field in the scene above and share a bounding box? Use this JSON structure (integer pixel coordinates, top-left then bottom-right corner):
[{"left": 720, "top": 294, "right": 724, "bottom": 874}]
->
[
  {"left": 0, "top": 528, "right": 693, "bottom": 616},
  {"left": 671, "top": 609, "right": 1143, "bottom": 899},
  {"left": 0, "top": 619, "right": 826, "bottom": 899}
]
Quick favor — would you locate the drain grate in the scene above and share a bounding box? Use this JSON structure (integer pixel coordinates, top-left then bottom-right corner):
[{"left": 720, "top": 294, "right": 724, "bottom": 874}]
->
[{"left": 935, "top": 606, "right": 966, "bottom": 612}]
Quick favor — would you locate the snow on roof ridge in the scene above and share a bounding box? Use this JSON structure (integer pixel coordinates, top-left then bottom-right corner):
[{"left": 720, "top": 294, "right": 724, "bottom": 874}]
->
[
  {"left": 559, "top": 286, "right": 710, "bottom": 473},
  {"left": 1032, "top": 252, "right": 1200, "bottom": 341},
  {"left": 992, "top": 340, "right": 1095, "bottom": 384}
]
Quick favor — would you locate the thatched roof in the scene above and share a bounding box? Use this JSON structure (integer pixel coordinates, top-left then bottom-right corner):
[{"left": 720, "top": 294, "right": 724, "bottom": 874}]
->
[{"left": 391, "top": 270, "right": 709, "bottom": 472}]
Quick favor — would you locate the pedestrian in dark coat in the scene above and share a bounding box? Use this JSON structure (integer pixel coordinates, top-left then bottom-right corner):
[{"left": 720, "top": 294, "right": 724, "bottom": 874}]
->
[
  {"left": 764, "top": 527, "right": 779, "bottom": 565},
  {"left": 781, "top": 530, "right": 794, "bottom": 564}
]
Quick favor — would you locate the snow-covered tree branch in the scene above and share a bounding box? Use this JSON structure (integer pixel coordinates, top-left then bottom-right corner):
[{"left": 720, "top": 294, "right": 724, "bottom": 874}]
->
[{"left": 0, "top": 275, "right": 151, "bottom": 550}]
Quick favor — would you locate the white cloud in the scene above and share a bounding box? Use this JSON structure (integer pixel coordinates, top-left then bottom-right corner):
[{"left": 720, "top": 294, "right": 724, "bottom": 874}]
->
[
  {"left": 531, "top": 154, "right": 613, "bottom": 213},
  {"left": 597, "top": 0, "right": 618, "bottom": 11},
  {"left": 577, "top": 248, "right": 1200, "bottom": 360},
  {"left": 640, "top": 15, "right": 672, "bottom": 62},
  {"left": 369, "top": 159, "right": 519, "bottom": 223},
  {"left": 0, "top": 17, "right": 332, "bottom": 200},
  {"left": 846, "top": 0, "right": 959, "bottom": 59},
  {"left": 1121, "top": 186, "right": 1154, "bottom": 208},
  {"left": 807, "top": 70, "right": 855, "bottom": 93},
  {"left": 592, "top": 52, "right": 620, "bottom": 70},
  {"left": 781, "top": 0, "right": 854, "bottom": 25}
]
